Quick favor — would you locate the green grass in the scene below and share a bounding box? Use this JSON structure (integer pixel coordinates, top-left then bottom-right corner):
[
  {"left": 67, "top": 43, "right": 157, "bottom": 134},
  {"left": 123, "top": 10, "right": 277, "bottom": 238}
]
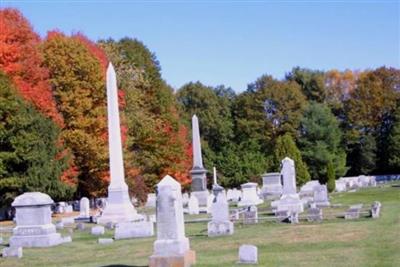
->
[{"left": 1, "top": 184, "right": 399, "bottom": 267}]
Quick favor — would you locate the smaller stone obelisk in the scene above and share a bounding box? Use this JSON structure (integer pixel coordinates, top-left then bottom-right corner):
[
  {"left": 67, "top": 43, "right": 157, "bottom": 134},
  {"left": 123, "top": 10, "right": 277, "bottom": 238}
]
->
[
  {"left": 190, "top": 115, "right": 208, "bottom": 207},
  {"left": 98, "top": 63, "right": 141, "bottom": 224}
]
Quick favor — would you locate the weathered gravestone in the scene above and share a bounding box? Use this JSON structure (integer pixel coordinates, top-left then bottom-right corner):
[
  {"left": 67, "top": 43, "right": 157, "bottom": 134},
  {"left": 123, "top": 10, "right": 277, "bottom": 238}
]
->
[
  {"left": 79, "top": 197, "right": 90, "bottom": 218},
  {"left": 261, "top": 172, "right": 282, "bottom": 199},
  {"left": 149, "top": 175, "right": 196, "bottom": 267},
  {"left": 188, "top": 195, "right": 199, "bottom": 215},
  {"left": 9, "top": 192, "right": 63, "bottom": 248},
  {"left": 91, "top": 226, "right": 105, "bottom": 236},
  {"left": 208, "top": 184, "right": 234, "bottom": 237},
  {"left": 145, "top": 193, "right": 156, "bottom": 208},
  {"left": 238, "top": 244, "right": 258, "bottom": 264},
  {"left": 98, "top": 238, "right": 114, "bottom": 245},
  {"left": 243, "top": 206, "right": 258, "bottom": 224},
  {"left": 272, "top": 157, "right": 304, "bottom": 215},
  {"left": 2, "top": 247, "right": 23, "bottom": 258},
  {"left": 345, "top": 204, "right": 363, "bottom": 220},
  {"left": 370, "top": 201, "right": 381, "bottom": 219},
  {"left": 307, "top": 208, "right": 323, "bottom": 222},
  {"left": 238, "top": 183, "right": 263, "bottom": 207},
  {"left": 114, "top": 221, "right": 154, "bottom": 239},
  {"left": 314, "top": 184, "right": 330, "bottom": 207}
]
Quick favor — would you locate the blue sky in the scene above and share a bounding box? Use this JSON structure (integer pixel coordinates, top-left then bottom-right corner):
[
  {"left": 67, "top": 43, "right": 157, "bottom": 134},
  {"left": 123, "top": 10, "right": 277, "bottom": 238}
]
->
[{"left": 2, "top": 0, "right": 399, "bottom": 92}]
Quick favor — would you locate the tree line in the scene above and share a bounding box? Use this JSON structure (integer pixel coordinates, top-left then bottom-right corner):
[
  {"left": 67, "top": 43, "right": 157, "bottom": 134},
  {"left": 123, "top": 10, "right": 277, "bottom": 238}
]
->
[{"left": 0, "top": 9, "right": 399, "bottom": 207}]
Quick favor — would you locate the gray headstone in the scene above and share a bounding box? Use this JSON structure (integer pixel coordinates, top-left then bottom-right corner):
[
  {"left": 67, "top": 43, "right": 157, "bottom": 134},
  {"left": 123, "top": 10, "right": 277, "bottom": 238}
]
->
[
  {"left": 91, "top": 226, "right": 105, "bottom": 236},
  {"left": 238, "top": 183, "right": 263, "bottom": 207},
  {"left": 114, "top": 221, "right": 154, "bottom": 239},
  {"left": 208, "top": 188, "right": 234, "bottom": 236},
  {"left": 238, "top": 244, "right": 258, "bottom": 264},
  {"left": 2, "top": 247, "right": 23, "bottom": 258},
  {"left": 62, "top": 236, "right": 72, "bottom": 243},
  {"left": 244, "top": 206, "right": 258, "bottom": 224},
  {"left": 79, "top": 197, "right": 90, "bottom": 218},
  {"left": 370, "top": 201, "right": 381, "bottom": 219},
  {"left": 307, "top": 208, "right": 323, "bottom": 222},
  {"left": 261, "top": 172, "right": 282, "bottom": 199},
  {"left": 76, "top": 223, "right": 85, "bottom": 231},
  {"left": 98, "top": 238, "right": 114, "bottom": 245}
]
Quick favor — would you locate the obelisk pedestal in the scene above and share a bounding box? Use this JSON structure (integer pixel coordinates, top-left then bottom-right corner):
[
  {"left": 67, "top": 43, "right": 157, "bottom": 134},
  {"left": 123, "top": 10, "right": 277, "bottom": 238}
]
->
[
  {"left": 190, "top": 115, "right": 209, "bottom": 207},
  {"left": 98, "top": 63, "right": 142, "bottom": 224}
]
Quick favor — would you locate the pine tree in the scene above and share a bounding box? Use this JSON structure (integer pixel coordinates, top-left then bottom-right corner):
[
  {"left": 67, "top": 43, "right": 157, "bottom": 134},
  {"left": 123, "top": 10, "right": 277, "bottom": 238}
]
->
[
  {"left": 299, "top": 102, "right": 347, "bottom": 180},
  {"left": 273, "top": 134, "right": 310, "bottom": 186},
  {"left": 326, "top": 161, "right": 336, "bottom": 192},
  {"left": 0, "top": 72, "right": 75, "bottom": 206}
]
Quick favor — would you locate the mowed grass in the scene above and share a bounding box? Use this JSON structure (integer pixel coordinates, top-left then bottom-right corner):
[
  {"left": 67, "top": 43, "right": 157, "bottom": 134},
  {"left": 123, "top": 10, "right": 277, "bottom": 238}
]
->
[{"left": 0, "top": 184, "right": 399, "bottom": 267}]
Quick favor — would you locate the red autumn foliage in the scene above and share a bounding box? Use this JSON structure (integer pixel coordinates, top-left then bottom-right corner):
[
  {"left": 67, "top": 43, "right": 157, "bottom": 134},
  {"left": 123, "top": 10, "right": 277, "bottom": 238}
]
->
[{"left": 0, "top": 8, "right": 63, "bottom": 126}]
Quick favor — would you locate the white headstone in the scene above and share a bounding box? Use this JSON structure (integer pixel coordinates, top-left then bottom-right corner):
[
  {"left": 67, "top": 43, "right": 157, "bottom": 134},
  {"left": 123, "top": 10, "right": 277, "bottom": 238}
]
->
[
  {"left": 91, "top": 226, "right": 105, "bottom": 236},
  {"left": 314, "top": 184, "right": 330, "bottom": 207},
  {"left": 281, "top": 157, "right": 297, "bottom": 195},
  {"left": 2, "top": 247, "right": 23, "bottom": 258},
  {"left": 98, "top": 63, "right": 141, "bottom": 224},
  {"left": 114, "top": 221, "right": 154, "bottom": 239},
  {"left": 271, "top": 157, "right": 304, "bottom": 214},
  {"left": 145, "top": 193, "right": 156, "bottom": 208},
  {"left": 261, "top": 172, "right": 282, "bottom": 199},
  {"left": 9, "top": 192, "right": 62, "bottom": 248},
  {"left": 238, "top": 183, "right": 263, "bottom": 207},
  {"left": 149, "top": 175, "right": 195, "bottom": 266},
  {"left": 188, "top": 195, "right": 200, "bottom": 215},
  {"left": 98, "top": 238, "right": 114, "bottom": 245},
  {"left": 208, "top": 186, "right": 233, "bottom": 237},
  {"left": 79, "top": 197, "right": 90, "bottom": 218},
  {"left": 238, "top": 244, "right": 258, "bottom": 264}
]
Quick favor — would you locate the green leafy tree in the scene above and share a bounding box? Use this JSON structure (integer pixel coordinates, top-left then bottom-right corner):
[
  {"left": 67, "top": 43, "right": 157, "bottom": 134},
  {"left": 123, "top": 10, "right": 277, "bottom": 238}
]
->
[
  {"left": 299, "top": 102, "right": 347, "bottom": 181},
  {"left": 386, "top": 107, "right": 400, "bottom": 172},
  {"left": 326, "top": 160, "right": 336, "bottom": 192},
  {"left": 42, "top": 32, "right": 109, "bottom": 197},
  {"left": 0, "top": 72, "right": 75, "bottom": 206},
  {"left": 286, "top": 67, "right": 326, "bottom": 102},
  {"left": 273, "top": 134, "right": 310, "bottom": 186},
  {"left": 233, "top": 75, "right": 307, "bottom": 151}
]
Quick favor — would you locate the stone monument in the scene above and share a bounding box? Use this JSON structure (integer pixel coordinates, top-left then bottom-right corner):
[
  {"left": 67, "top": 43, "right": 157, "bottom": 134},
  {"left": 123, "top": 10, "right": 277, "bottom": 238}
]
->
[
  {"left": 260, "top": 172, "right": 282, "bottom": 199},
  {"left": 9, "top": 192, "right": 63, "bottom": 248},
  {"left": 98, "top": 63, "right": 141, "bottom": 224},
  {"left": 271, "top": 157, "right": 304, "bottom": 215},
  {"left": 238, "top": 183, "right": 263, "bottom": 207},
  {"left": 149, "top": 175, "right": 196, "bottom": 267},
  {"left": 314, "top": 184, "right": 330, "bottom": 207},
  {"left": 190, "top": 115, "right": 208, "bottom": 207},
  {"left": 208, "top": 184, "right": 233, "bottom": 237}
]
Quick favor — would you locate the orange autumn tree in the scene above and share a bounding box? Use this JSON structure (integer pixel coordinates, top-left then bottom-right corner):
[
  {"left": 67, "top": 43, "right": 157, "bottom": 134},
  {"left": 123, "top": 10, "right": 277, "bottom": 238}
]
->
[
  {"left": 0, "top": 8, "right": 63, "bottom": 125},
  {"left": 0, "top": 8, "right": 78, "bottom": 189},
  {"left": 42, "top": 31, "right": 109, "bottom": 197}
]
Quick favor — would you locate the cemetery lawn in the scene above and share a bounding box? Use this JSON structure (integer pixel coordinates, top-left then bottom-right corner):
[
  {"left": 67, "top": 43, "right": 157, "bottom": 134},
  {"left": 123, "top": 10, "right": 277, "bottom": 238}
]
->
[{"left": 1, "top": 184, "right": 399, "bottom": 267}]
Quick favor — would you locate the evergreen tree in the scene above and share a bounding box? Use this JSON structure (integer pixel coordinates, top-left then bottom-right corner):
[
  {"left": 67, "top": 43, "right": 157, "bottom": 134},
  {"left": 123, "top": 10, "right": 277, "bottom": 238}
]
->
[
  {"left": 386, "top": 107, "right": 400, "bottom": 172},
  {"left": 273, "top": 134, "right": 310, "bottom": 186},
  {"left": 299, "top": 103, "right": 347, "bottom": 181},
  {"left": 0, "top": 72, "right": 75, "bottom": 207},
  {"left": 326, "top": 160, "right": 336, "bottom": 192}
]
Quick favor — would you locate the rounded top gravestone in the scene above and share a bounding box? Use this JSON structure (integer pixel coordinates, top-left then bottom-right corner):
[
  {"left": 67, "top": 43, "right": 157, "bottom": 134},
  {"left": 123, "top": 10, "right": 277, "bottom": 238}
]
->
[{"left": 12, "top": 192, "right": 54, "bottom": 207}]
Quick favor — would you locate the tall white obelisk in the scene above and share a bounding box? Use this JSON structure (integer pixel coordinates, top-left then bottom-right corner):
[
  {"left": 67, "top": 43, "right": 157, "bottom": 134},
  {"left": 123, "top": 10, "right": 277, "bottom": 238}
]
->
[
  {"left": 190, "top": 115, "right": 208, "bottom": 207},
  {"left": 98, "top": 63, "right": 141, "bottom": 224}
]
